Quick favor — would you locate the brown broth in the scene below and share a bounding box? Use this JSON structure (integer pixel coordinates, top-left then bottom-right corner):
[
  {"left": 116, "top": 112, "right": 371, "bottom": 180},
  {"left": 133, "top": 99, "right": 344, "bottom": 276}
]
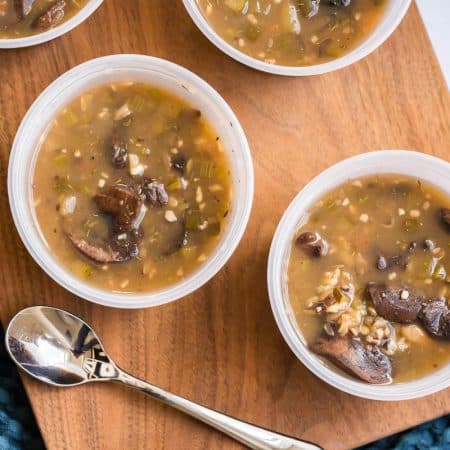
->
[
  {"left": 0, "top": 0, "right": 88, "bottom": 38},
  {"left": 287, "top": 175, "right": 450, "bottom": 383},
  {"left": 198, "top": 0, "right": 387, "bottom": 66},
  {"left": 33, "top": 82, "right": 232, "bottom": 293}
]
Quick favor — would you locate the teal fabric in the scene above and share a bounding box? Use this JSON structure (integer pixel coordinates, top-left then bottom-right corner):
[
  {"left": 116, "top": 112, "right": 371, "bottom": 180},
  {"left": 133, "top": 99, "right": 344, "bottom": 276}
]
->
[
  {"left": 0, "top": 323, "right": 448, "bottom": 449},
  {"left": 0, "top": 327, "right": 44, "bottom": 450},
  {"left": 358, "top": 416, "right": 450, "bottom": 450}
]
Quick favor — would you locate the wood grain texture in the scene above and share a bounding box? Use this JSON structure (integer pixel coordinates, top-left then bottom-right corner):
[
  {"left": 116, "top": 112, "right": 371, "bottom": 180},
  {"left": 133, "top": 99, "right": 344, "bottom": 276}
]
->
[{"left": 0, "top": 1, "right": 449, "bottom": 449}]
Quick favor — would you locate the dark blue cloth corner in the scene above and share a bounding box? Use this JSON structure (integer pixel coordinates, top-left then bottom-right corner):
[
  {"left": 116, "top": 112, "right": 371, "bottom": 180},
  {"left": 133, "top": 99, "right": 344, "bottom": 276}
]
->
[
  {"left": 357, "top": 415, "right": 450, "bottom": 450},
  {"left": 0, "top": 322, "right": 448, "bottom": 450},
  {"left": 0, "top": 327, "right": 44, "bottom": 450}
]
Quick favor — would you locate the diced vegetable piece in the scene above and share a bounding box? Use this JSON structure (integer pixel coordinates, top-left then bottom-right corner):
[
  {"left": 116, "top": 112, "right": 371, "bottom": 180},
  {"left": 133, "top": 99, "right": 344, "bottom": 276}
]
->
[
  {"left": 403, "top": 218, "right": 422, "bottom": 232},
  {"left": 433, "top": 264, "right": 447, "bottom": 280},
  {"left": 53, "top": 176, "right": 72, "bottom": 193},
  {"left": 186, "top": 210, "right": 202, "bottom": 231},
  {"left": 167, "top": 178, "right": 182, "bottom": 191},
  {"left": 61, "top": 108, "right": 79, "bottom": 127},
  {"left": 53, "top": 153, "right": 69, "bottom": 168},
  {"left": 280, "top": 2, "right": 301, "bottom": 34},
  {"left": 180, "top": 246, "right": 196, "bottom": 258},
  {"left": 244, "top": 25, "right": 261, "bottom": 41},
  {"left": 207, "top": 222, "right": 221, "bottom": 236},
  {"left": 224, "top": 0, "right": 246, "bottom": 13},
  {"left": 319, "top": 38, "right": 343, "bottom": 58},
  {"left": 71, "top": 260, "right": 94, "bottom": 279}
]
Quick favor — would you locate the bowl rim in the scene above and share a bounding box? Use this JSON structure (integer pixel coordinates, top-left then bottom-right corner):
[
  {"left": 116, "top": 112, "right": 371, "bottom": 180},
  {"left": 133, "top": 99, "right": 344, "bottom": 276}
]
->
[
  {"left": 267, "top": 150, "right": 450, "bottom": 400},
  {"left": 8, "top": 54, "right": 254, "bottom": 309},
  {"left": 182, "top": 0, "right": 411, "bottom": 76},
  {"left": 0, "top": 0, "right": 104, "bottom": 49}
]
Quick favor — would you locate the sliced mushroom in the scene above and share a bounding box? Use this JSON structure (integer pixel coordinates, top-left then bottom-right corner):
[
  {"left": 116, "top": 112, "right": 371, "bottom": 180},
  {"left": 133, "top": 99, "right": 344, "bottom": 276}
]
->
[
  {"left": 366, "top": 283, "right": 423, "bottom": 324},
  {"left": 296, "top": 231, "right": 328, "bottom": 257},
  {"left": 311, "top": 335, "right": 392, "bottom": 384},
  {"left": 34, "top": 0, "right": 66, "bottom": 29},
  {"left": 110, "top": 230, "right": 141, "bottom": 261},
  {"left": 419, "top": 298, "right": 450, "bottom": 339},
  {"left": 162, "top": 222, "right": 188, "bottom": 256},
  {"left": 94, "top": 184, "right": 140, "bottom": 232},
  {"left": 66, "top": 234, "right": 129, "bottom": 263},
  {"left": 139, "top": 179, "right": 168, "bottom": 207}
]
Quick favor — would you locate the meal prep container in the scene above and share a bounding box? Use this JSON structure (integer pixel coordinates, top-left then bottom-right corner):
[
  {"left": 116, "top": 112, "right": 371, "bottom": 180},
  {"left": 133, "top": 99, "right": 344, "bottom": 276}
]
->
[
  {"left": 182, "top": 0, "right": 411, "bottom": 76},
  {"left": 8, "top": 54, "right": 254, "bottom": 308},
  {"left": 0, "top": 0, "right": 103, "bottom": 49},
  {"left": 268, "top": 150, "right": 450, "bottom": 400}
]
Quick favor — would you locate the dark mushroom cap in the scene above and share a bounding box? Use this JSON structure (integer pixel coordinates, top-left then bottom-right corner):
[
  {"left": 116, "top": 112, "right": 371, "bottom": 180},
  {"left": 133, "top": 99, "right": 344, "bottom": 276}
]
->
[
  {"left": 296, "top": 231, "right": 329, "bottom": 257},
  {"left": 366, "top": 283, "right": 423, "bottom": 324},
  {"left": 419, "top": 298, "right": 450, "bottom": 339},
  {"left": 311, "top": 335, "right": 392, "bottom": 384}
]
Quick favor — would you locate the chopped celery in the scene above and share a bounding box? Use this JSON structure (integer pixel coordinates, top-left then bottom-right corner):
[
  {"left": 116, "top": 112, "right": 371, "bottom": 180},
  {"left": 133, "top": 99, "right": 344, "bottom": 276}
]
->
[
  {"left": 244, "top": 25, "right": 261, "bottom": 41},
  {"left": 61, "top": 108, "right": 79, "bottom": 128},
  {"left": 53, "top": 153, "right": 69, "bottom": 168},
  {"left": 403, "top": 218, "right": 422, "bottom": 232},
  {"left": 180, "top": 246, "right": 196, "bottom": 258},
  {"left": 167, "top": 178, "right": 182, "bottom": 191},
  {"left": 207, "top": 222, "right": 221, "bottom": 236},
  {"left": 280, "top": 2, "right": 301, "bottom": 34},
  {"left": 53, "top": 176, "right": 72, "bottom": 193},
  {"left": 433, "top": 264, "right": 447, "bottom": 280},
  {"left": 121, "top": 116, "right": 133, "bottom": 127},
  {"left": 71, "top": 260, "right": 94, "bottom": 279},
  {"left": 224, "top": 0, "right": 246, "bottom": 13},
  {"left": 75, "top": 183, "right": 93, "bottom": 195},
  {"left": 319, "top": 39, "right": 343, "bottom": 58},
  {"left": 186, "top": 210, "right": 202, "bottom": 231}
]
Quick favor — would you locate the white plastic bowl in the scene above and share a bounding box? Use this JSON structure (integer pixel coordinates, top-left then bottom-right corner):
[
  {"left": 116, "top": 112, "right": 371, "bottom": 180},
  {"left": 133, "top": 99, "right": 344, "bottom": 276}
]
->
[
  {"left": 183, "top": 0, "right": 411, "bottom": 76},
  {"left": 8, "top": 54, "right": 254, "bottom": 309},
  {"left": 268, "top": 150, "right": 450, "bottom": 400},
  {"left": 0, "top": 0, "right": 103, "bottom": 49}
]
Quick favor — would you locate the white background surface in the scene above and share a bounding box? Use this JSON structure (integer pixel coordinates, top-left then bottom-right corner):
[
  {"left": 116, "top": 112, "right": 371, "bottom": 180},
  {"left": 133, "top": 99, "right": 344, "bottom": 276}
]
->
[{"left": 417, "top": 0, "right": 450, "bottom": 89}]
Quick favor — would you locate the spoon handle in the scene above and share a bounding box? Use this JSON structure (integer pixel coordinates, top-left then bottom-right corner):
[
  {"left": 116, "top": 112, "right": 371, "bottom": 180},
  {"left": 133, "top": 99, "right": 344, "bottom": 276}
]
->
[{"left": 116, "top": 369, "right": 321, "bottom": 450}]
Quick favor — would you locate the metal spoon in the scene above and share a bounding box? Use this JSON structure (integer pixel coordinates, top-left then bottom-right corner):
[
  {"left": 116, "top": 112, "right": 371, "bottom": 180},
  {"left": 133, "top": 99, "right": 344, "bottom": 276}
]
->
[{"left": 6, "top": 306, "right": 321, "bottom": 450}]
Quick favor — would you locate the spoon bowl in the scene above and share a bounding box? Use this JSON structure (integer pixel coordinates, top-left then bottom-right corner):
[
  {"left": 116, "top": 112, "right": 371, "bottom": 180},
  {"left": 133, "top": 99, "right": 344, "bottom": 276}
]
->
[
  {"left": 5, "top": 306, "right": 118, "bottom": 387},
  {"left": 6, "top": 306, "right": 320, "bottom": 450}
]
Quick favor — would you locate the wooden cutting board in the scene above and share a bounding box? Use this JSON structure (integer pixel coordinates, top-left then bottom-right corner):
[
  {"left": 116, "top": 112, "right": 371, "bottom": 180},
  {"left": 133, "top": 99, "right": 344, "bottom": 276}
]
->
[{"left": 0, "top": 2, "right": 449, "bottom": 449}]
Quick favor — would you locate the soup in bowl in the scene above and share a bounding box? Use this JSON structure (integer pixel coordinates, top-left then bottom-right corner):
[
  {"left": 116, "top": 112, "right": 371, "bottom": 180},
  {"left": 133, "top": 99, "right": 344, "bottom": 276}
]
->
[
  {"left": 268, "top": 151, "right": 450, "bottom": 400},
  {"left": 183, "top": 0, "right": 411, "bottom": 75},
  {"left": 0, "top": 0, "right": 103, "bottom": 47},
  {"left": 8, "top": 55, "right": 254, "bottom": 308}
]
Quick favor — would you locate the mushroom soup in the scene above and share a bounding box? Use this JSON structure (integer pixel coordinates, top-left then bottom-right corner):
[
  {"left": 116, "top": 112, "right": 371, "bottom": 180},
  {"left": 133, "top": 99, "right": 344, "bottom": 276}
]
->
[
  {"left": 33, "top": 82, "right": 232, "bottom": 293},
  {"left": 197, "top": 0, "right": 387, "bottom": 66},
  {"left": 0, "top": 0, "right": 88, "bottom": 38},
  {"left": 288, "top": 175, "right": 450, "bottom": 383}
]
